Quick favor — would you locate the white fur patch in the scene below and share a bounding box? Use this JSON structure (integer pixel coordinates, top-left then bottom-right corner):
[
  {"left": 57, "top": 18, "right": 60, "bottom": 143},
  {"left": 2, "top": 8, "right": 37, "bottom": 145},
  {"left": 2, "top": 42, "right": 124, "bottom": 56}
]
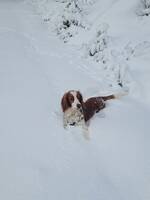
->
[
  {"left": 70, "top": 91, "right": 81, "bottom": 109},
  {"left": 63, "top": 108, "right": 89, "bottom": 140},
  {"left": 63, "top": 108, "right": 84, "bottom": 126}
]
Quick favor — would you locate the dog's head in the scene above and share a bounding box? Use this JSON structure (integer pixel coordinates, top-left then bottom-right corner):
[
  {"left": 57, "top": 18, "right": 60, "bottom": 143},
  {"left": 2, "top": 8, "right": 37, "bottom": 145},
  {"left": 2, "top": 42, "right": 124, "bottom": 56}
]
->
[{"left": 61, "top": 90, "right": 83, "bottom": 112}]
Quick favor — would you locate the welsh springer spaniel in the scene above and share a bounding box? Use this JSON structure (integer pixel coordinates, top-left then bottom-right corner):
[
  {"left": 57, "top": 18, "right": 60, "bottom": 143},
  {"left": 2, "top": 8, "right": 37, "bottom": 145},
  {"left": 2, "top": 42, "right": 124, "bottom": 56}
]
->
[{"left": 61, "top": 90, "right": 126, "bottom": 139}]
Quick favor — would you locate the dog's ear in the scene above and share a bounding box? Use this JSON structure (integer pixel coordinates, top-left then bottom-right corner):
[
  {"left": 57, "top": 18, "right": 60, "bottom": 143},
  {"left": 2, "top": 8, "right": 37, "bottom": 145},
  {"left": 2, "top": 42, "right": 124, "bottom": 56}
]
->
[
  {"left": 61, "top": 92, "right": 70, "bottom": 112},
  {"left": 77, "top": 91, "right": 83, "bottom": 103}
]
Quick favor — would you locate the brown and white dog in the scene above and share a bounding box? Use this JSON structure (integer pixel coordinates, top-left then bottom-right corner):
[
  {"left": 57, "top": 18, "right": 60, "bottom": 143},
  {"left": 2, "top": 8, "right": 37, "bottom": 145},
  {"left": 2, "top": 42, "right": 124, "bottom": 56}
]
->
[{"left": 61, "top": 90, "right": 126, "bottom": 138}]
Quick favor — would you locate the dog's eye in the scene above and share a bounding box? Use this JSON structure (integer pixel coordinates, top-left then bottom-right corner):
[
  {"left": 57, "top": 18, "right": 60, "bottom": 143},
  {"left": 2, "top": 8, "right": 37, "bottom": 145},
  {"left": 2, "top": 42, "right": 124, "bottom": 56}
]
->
[
  {"left": 77, "top": 92, "right": 83, "bottom": 102},
  {"left": 69, "top": 94, "right": 74, "bottom": 102}
]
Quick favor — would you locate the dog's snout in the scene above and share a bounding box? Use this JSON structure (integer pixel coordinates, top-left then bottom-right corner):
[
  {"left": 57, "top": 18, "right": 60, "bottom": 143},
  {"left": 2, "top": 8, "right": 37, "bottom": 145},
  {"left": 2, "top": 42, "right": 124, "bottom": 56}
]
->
[{"left": 77, "top": 104, "right": 81, "bottom": 109}]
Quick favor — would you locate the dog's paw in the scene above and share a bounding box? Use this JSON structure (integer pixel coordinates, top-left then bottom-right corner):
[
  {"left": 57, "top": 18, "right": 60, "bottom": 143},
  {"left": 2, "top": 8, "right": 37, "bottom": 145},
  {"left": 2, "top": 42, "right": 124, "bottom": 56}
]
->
[
  {"left": 63, "top": 123, "right": 68, "bottom": 129},
  {"left": 84, "top": 133, "right": 90, "bottom": 141},
  {"left": 82, "top": 126, "right": 90, "bottom": 141}
]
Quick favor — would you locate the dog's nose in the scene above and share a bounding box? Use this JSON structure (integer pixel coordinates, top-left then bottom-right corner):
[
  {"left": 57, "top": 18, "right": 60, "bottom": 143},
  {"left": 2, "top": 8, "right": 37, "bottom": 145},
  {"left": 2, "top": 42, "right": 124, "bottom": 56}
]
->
[{"left": 77, "top": 104, "right": 81, "bottom": 109}]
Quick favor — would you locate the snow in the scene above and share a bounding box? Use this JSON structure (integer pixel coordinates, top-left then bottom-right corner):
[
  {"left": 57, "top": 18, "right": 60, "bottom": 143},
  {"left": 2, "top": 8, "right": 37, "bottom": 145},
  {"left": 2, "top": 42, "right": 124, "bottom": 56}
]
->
[{"left": 0, "top": 0, "right": 150, "bottom": 200}]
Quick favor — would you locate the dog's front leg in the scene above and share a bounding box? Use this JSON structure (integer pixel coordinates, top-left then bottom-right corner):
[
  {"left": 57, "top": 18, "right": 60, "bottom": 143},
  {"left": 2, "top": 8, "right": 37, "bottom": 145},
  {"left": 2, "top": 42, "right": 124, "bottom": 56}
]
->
[
  {"left": 63, "top": 114, "right": 68, "bottom": 129},
  {"left": 82, "top": 121, "right": 90, "bottom": 140}
]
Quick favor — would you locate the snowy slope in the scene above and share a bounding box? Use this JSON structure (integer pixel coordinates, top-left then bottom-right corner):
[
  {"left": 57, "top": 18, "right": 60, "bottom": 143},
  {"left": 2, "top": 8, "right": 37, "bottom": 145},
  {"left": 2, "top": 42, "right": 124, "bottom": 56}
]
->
[{"left": 0, "top": 1, "right": 150, "bottom": 200}]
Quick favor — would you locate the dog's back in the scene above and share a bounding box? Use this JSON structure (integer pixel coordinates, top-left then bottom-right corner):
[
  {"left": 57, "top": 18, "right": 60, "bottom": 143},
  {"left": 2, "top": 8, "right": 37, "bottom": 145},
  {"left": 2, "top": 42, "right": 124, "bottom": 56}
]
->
[
  {"left": 83, "top": 97, "right": 104, "bottom": 122},
  {"left": 83, "top": 95, "right": 116, "bottom": 122}
]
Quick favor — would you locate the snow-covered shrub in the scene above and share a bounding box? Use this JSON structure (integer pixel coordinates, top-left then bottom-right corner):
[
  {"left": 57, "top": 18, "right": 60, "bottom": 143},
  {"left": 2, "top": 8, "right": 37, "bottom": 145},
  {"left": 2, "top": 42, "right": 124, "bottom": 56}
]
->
[
  {"left": 136, "top": 0, "right": 150, "bottom": 16},
  {"left": 84, "top": 24, "right": 132, "bottom": 88},
  {"left": 103, "top": 57, "right": 131, "bottom": 89},
  {"left": 87, "top": 24, "right": 109, "bottom": 63},
  {"left": 55, "top": 0, "right": 89, "bottom": 42}
]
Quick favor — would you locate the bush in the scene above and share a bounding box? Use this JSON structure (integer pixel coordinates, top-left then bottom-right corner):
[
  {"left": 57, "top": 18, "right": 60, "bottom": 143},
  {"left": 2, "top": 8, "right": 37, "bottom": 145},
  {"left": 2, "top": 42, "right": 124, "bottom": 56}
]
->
[
  {"left": 55, "top": 0, "right": 88, "bottom": 42},
  {"left": 137, "top": 0, "right": 150, "bottom": 16},
  {"left": 87, "top": 24, "right": 109, "bottom": 63}
]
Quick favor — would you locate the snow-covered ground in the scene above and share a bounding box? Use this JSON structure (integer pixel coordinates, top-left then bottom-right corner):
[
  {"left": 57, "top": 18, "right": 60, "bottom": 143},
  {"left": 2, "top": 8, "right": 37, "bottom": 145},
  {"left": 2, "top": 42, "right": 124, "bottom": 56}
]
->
[{"left": 0, "top": 0, "right": 150, "bottom": 200}]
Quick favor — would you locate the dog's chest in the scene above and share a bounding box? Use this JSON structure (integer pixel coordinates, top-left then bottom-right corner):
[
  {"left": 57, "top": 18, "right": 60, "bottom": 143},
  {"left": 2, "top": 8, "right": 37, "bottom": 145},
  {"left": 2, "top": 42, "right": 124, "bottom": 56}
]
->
[{"left": 65, "top": 108, "right": 84, "bottom": 126}]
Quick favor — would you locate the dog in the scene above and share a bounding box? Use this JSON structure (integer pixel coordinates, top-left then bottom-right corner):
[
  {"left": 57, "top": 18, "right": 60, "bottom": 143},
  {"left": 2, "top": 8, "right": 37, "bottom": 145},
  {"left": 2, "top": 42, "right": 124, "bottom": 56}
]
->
[{"left": 61, "top": 90, "right": 126, "bottom": 138}]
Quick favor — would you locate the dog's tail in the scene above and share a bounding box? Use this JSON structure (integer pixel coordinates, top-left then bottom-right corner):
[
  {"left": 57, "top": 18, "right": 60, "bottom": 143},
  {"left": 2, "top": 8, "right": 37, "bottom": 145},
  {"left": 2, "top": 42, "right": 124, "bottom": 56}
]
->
[{"left": 102, "top": 91, "right": 128, "bottom": 101}]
